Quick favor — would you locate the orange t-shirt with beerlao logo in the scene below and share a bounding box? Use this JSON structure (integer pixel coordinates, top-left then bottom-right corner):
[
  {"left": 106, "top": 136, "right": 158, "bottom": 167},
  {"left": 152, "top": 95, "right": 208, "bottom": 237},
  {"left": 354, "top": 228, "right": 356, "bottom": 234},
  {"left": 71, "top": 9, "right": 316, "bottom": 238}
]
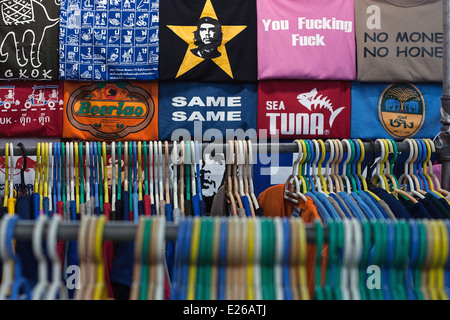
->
[{"left": 257, "top": 184, "right": 328, "bottom": 299}]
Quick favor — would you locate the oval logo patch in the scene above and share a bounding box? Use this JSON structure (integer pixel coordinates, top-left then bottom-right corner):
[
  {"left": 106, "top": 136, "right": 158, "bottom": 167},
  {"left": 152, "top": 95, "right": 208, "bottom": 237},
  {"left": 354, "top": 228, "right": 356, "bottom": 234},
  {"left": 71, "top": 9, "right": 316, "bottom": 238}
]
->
[
  {"left": 66, "top": 82, "right": 155, "bottom": 140},
  {"left": 378, "top": 83, "right": 425, "bottom": 139}
]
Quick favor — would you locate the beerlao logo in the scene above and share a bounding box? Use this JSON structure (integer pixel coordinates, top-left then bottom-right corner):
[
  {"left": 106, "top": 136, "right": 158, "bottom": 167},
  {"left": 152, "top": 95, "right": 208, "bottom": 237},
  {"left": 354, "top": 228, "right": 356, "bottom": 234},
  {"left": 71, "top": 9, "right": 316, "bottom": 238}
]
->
[
  {"left": 66, "top": 83, "right": 155, "bottom": 140},
  {"left": 379, "top": 83, "right": 425, "bottom": 139}
]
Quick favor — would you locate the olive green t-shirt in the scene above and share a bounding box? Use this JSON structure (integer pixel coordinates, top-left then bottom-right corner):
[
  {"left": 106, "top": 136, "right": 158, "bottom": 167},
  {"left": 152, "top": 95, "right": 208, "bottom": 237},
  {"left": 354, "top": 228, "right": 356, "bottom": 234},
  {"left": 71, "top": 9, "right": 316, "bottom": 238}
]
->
[{"left": 355, "top": 0, "right": 443, "bottom": 82}]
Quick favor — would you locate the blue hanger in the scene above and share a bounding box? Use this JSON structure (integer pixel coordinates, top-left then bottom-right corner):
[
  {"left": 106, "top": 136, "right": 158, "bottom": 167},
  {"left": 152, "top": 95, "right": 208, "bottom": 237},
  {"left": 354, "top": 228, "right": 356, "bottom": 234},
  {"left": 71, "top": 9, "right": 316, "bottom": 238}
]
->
[
  {"left": 8, "top": 216, "right": 32, "bottom": 300},
  {"left": 89, "top": 143, "right": 94, "bottom": 201},
  {"left": 97, "top": 142, "right": 103, "bottom": 214},
  {"left": 413, "top": 139, "right": 425, "bottom": 191},
  {"left": 52, "top": 143, "right": 57, "bottom": 217},
  {"left": 416, "top": 139, "right": 430, "bottom": 191},
  {"left": 282, "top": 217, "right": 292, "bottom": 300},
  {"left": 170, "top": 214, "right": 186, "bottom": 300},
  {"left": 180, "top": 217, "right": 193, "bottom": 300}
]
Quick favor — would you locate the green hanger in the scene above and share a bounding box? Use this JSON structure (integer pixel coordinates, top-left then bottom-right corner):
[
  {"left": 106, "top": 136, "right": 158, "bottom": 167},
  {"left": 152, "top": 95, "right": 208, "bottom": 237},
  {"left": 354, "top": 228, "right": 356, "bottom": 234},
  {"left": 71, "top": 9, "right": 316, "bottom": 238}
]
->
[
  {"left": 324, "top": 220, "right": 336, "bottom": 300},
  {"left": 302, "top": 140, "right": 311, "bottom": 192},
  {"left": 97, "top": 141, "right": 104, "bottom": 213},
  {"left": 379, "top": 221, "right": 388, "bottom": 300},
  {"left": 359, "top": 221, "right": 371, "bottom": 300},
  {"left": 143, "top": 141, "right": 149, "bottom": 196},
  {"left": 139, "top": 217, "right": 151, "bottom": 300},
  {"left": 392, "top": 221, "right": 402, "bottom": 300},
  {"left": 203, "top": 218, "right": 213, "bottom": 300},
  {"left": 117, "top": 142, "right": 122, "bottom": 201},
  {"left": 61, "top": 142, "right": 66, "bottom": 212},
  {"left": 346, "top": 139, "right": 358, "bottom": 192},
  {"left": 267, "top": 218, "right": 276, "bottom": 300},
  {"left": 369, "top": 221, "right": 384, "bottom": 300},
  {"left": 79, "top": 142, "right": 85, "bottom": 206},
  {"left": 414, "top": 221, "right": 426, "bottom": 300},
  {"left": 313, "top": 220, "right": 325, "bottom": 300}
]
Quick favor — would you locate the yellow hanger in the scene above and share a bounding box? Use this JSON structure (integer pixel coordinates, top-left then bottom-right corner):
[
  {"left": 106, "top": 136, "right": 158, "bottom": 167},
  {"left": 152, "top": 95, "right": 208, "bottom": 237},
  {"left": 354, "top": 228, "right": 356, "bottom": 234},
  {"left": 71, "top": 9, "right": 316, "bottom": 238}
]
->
[
  {"left": 323, "top": 140, "right": 336, "bottom": 193},
  {"left": 93, "top": 214, "right": 108, "bottom": 300},
  {"left": 428, "top": 220, "right": 440, "bottom": 300},
  {"left": 75, "top": 215, "right": 91, "bottom": 300},
  {"left": 7, "top": 143, "right": 15, "bottom": 215},
  {"left": 437, "top": 221, "right": 449, "bottom": 300},
  {"left": 316, "top": 139, "right": 328, "bottom": 194},
  {"left": 84, "top": 215, "right": 99, "bottom": 300},
  {"left": 187, "top": 217, "right": 201, "bottom": 300},
  {"left": 355, "top": 139, "right": 382, "bottom": 201},
  {"left": 296, "top": 140, "right": 308, "bottom": 194},
  {"left": 247, "top": 217, "right": 254, "bottom": 300},
  {"left": 102, "top": 142, "right": 109, "bottom": 206},
  {"left": 39, "top": 143, "right": 48, "bottom": 214},
  {"left": 34, "top": 142, "right": 40, "bottom": 195},
  {"left": 421, "top": 220, "right": 432, "bottom": 300}
]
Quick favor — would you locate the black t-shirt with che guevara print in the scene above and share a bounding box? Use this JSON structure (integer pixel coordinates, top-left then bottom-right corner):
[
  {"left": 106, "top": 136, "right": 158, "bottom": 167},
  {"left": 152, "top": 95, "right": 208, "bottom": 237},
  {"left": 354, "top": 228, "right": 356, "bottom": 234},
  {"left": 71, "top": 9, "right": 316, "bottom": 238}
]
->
[{"left": 159, "top": 0, "right": 257, "bottom": 82}]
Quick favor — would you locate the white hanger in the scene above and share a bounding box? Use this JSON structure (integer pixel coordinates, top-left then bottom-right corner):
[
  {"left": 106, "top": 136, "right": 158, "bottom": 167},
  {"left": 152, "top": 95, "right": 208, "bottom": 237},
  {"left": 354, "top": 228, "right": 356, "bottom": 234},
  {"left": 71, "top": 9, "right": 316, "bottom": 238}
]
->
[
  {"left": 172, "top": 141, "right": 179, "bottom": 212},
  {"left": 350, "top": 219, "right": 362, "bottom": 300},
  {"left": 85, "top": 142, "right": 91, "bottom": 214},
  {"left": 179, "top": 141, "right": 185, "bottom": 215},
  {"left": 32, "top": 214, "right": 49, "bottom": 300},
  {"left": 324, "top": 140, "right": 335, "bottom": 193},
  {"left": 341, "top": 139, "right": 353, "bottom": 194},
  {"left": 247, "top": 141, "right": 260, "bottom": 210},
  {"left": 45, "top": 214, "right": 68, "bottom": 300},
  {"left": 340, "top": 219, "right": 352, "bottom": 300},
  {"left": 371, "top": 139, "right": 388, "bottom": 190},
  {"left": 190, "top": 140, "right": 197, "bottom": 199},
  {"left": 283, "top": 140, "right": 307, "bottom": 203},
  {"left": 237, "top": 140, "right": 245, "bottom": 198},
  {"left": 398, "top": 139, "right": 425, "bottom": 199},
  {"left": 158, "top": 141, "right": 164, "bottom": 207}
]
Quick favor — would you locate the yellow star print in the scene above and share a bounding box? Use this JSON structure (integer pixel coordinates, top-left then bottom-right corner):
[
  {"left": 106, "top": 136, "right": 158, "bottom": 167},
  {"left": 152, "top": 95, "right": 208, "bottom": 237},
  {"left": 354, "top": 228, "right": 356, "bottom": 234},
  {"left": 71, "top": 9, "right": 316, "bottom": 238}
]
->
[{"left": 167, "top": 0, "right": 246, "bottom": 79}]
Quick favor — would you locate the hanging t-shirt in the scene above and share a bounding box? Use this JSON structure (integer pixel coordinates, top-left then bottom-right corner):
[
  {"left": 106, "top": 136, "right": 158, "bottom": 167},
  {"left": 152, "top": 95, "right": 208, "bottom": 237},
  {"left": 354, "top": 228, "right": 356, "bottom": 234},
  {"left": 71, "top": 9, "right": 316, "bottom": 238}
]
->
[
  {"left": 158, "top": 82, "right": 257, "bottom": 140},
  {"left": 351, "top": 82, "right": 442, "bottom": 139},
  {"left": 0, "top": 0, "right": 59, "bottom": 80},
  {"left": 0, "top": 82, "right": 63, "bottom": 137},
  {"left": 159, "top": 0, "right": 257, "bottom": 82},
  {"left": 62, "top": 81, "right": 158, "bottom": 141},
  {"left": 257, "top": 0, "right": 356, "bottom": 80},
  {"left": 59, "top": 0, "right": 159, "bottom": 81},
  {"left": 355, "top": 0, "right": 443, "bottom": 82},
  {"left": 258, "top": 80, "right": 351, "bottom": 139}
]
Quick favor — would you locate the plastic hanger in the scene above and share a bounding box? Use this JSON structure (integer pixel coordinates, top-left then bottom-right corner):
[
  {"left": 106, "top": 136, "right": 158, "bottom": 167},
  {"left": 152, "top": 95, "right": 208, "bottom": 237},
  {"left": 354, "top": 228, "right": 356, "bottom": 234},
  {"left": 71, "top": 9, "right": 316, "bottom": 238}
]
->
[
  {"left": 69, "top": 142, "right": 77, "bottom": 220},
  {"left": 358, "top": 221, "right": 371, "bottom": 300},
  {"left": 132, "top": 141, "right": 139, "bottom": 221},
  {"left": 341, "top": 139, "right": 355, "bottom": 194},
  {"left": 237, "top": 140, "right": 252, "bottom": 217},
  {"left": 247, "top": 140, "right": 260, "bottom": 212},
  {"left": 85, "top": 142, "right": 91, "bottom": 216},
  {"left": 324, "top": 220, "right": 336, "bottom": 299},
  {"left": 158, "top": 141, "right": 165, "bottom": 217},
  {"left": 103, "top": 142, "right": 111, "bottom": 220},
  {"left": 190, "top": 140, "right": 199, "bottom": 217},
  {"left": 232, "top": 140, "right": 244, "bottom": 212},
  {"left": 56, "top": 142, "right": 63, "bottom": 216},
  {"left": 297, "top": 218, "right": 309, "bottom": 300},
  {"left": 42, "top": 143, "right": 49, "bottom": 216},
  {"left": 93, "top": 142, "right": 100, "bottom": 215},
  {"left": 303, "top": 140, "right": 314, "bottom": 193},
  {"left": 313, "top": 219, "right": 325, "bottom": 300},
  {"left": 143, "top": 141, "right": 150, "bottom": 217},
  {"left": 331, "top": 139, "right": 344, "bottom": 193},
  {"left": 187, "top": 217, "right": 201, "bottom": 300},
  {"left": 350, "top": 219, "right": 362, "bottom": 300},
  {"left": 138, "top": 141, "right": 143, "bottom": 212},
  {"left": 242, "top": 140, "right": 255, "bottom": 217},
  {"left": 273, "top": 217, "right": 283, "bottom": 300},
  {"left": 288, "top": 218, "right": 299, "bottom": 300},
  {"left": 324, "top": 139, "right": 336, "bottom": 193},
  {"left": 139, "top": 217, "right": 151, "bottom": 299},
  {"left": 409, "top": 139, "right": 427, "bottom": 194},
  {"left": 420, "top": 220, "right": 432, "bottom": 300},
  {"left": 415, "top": 220, "right": 427, "bottom": 300},
  {"left": 340, "top": 219, "right": 352, "bottom": 300},
  {"left": 437, "top": 220, "right": 449, "bottom": 300},
  {"left": 425, "top": 139, "right": 449, "bottom": 196},
  {"left": 96, "top": 142, "right": 104, "bottom": 214},
  {"left": 349, "top": 139, "right": 362, "bottom": 192},
  {"left": 253, "top": 216, "right": 262, "bottom": 300},
  {"left": 148, "top": 141, "right": 154, "bottom": 215},
  {"left": 74, "top": 142, "right": 80, "bottom": 216},
  {"left": 225, "top": 141, "right": 237, "bottom": 216},
  {"left": 384, "top": 139, "right": 400, "bottom": 192},
  {"left": 16, "top": 143, "right": 29, "bottom": 198},
  {"left": 155, "top": 216, "right": 166, "bottom": 300},
  {"left": 428, "top": 220, "right": 440, "bottom": 300},
  {"left": 93, "top": 214, "right": 108, "bottom": 300},
  {"left": 52, "top": 143, "right": 58, "bottom": 215},
  {"left": 397, "top": 139, "right": 425, "bottom": 200},
  {"left": 48, "top": 142, "right": 54, "bottom": 215},
  {"left": 312, "top": 139, "right": 328, "bottom": 194},
  {"left": 130, "top": 216, "right": 145, "bottom": 299},
  {"left": 415, "top": 139, "right": 429, "bottom": 191},
  {"left": 296, "top": 140, "right": 309, "bottom": 194},
  {"left": 75, "top": 215, "right": 90, "bottom": 299},
  {"left": 172, "top": 141, "right": 180, "bottom": 218},
  {"left": 4, "top": 216, "right": 31, "bottom": 299},
  {"left": 371, "top": 139, "right": 389, "bottom": 191},
  {"left": 46, "top": 214, "right": 68, "bottom": 299},
  {"left": 110, "top": 142, "right": 117, "bottom": 219},
  {"left": 153, "top": 141, "right": 160, "bottom": 216},
  {"left": 179, "top": 141, "right": 185, "bottom": 216},
  {"left": 39, "top": 143, "right": 47, "bottom": 216},
  {"left": 283, "top": 140, "right": 307, "bottom": 204},
  {"left": 61, "top": 142, "right": 67, "bottom": 214},
  {"left": 33, "top": 142, "right": 40, "bottom": 198},
  {"left": 407, "top": 220, "right": 419, "bottom": 300}
]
